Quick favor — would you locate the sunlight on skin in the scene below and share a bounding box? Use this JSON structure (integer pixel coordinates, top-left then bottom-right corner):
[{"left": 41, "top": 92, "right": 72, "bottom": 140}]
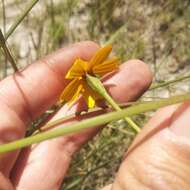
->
[
  {"left": 0, "top": 41, "right": 152, "bottom": 190},
  {"left": 102, "top": 104, "right": 190, "bottom": 190}
]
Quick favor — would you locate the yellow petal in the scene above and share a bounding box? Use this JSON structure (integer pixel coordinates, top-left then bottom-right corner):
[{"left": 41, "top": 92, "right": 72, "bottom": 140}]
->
[
  {"left": 85, "top": 94, "right": 96, "bottom": 108},
  {"left": 92, "top": 57, "right": 119, "bottom": 76},
  {"left": 59, "top": 78, "right": 83, "bottom": 104},
  {"left": 66, "top": 58, "right": 88, "bottom": 79},
  {"left": 89, "top": 44, "right": 112, "bottom": 68},
  {"left": 82, "top": 83, "right": 101, "bottom": 108}
]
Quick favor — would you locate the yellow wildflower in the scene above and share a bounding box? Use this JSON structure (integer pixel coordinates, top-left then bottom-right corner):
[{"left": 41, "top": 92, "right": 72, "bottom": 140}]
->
[{"left": 60, "top": 44, "right": 119, "bottom": 108}]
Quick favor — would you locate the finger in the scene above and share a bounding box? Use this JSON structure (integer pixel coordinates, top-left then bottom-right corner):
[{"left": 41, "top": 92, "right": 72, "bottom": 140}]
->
[
  {"left": 0, "top": 41, "right": 98, "bottom": 126},
  {"left": 112, "top": 103, "right": 190, "bottom": 190},
  {"left": 11, "top": 60, "right": 153, "bottom": 190},
  {"left": 0, "top": 173, "right": 14, "bottom": 190},
  {"left": 0, "top": 41, "right": 98, "bottom": 175}
]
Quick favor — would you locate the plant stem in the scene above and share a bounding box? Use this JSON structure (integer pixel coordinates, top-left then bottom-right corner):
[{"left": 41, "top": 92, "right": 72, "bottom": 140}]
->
[
  {"left": 0, "top": 29, "right": 18, "bottom": 72},
  {"left": 2, "top": 0, "right": 6, "bottom": 35},
  {"left": 5, "top": 0, "right": 39, "bottom": 40},
  {"left": 0, "top": 92, "right": 190, "bottom": 153},
  {"left": 1, "top": 0, "right": 8, "bottom": 77},
  {"left": 149, "top": 74, "right": 190, "bottom": 90},
  {"left": 102, "top": 89, "right": 141, "bottom": 132},
  {"left": 86, "top": 74, "right": 140, "bottom": 132}
]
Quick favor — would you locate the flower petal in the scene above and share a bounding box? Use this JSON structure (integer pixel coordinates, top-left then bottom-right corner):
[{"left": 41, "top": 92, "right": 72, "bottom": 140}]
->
[
  {"left": 89, "top": 44, "right": 112, "bottom": 68},
  {"left": 84, "top": 94, "right": 96, "bottom": 108},
  {"left": 59, "top": 78, "right": 83, "bottom": 104},
  {"left": 82, "top": 83, "right": 102, "bottom": 108},
  {"left": 66, "top": 58, "right": 88, "bottom": 79},
  {"left": 92, "top": 57, "right": 119, "bottom": 76}
]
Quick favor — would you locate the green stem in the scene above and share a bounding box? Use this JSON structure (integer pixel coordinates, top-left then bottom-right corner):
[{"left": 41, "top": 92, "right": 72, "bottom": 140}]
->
[
  {"left": 149, "top": 74, "right": 190, "bottom": 90},
  {"left": 0, "top": 29, "right": 18, "bottom": 72},
  {"left": 5, "top": 0, "right": 39, "bottom": 40},
  {"left": 103, "top": 90, "right": 141, "bottom": 132},
  {"left": 86, "top": 74, "right": 140, "bottom": 132},
  {"left": 0, "top": 92, "right": 190, "bottom": 153}
]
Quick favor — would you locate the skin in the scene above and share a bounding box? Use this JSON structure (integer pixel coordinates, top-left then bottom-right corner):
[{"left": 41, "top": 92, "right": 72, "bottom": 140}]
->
[{"left": 0, "top": 41, "right": 189, "bottom": 190}]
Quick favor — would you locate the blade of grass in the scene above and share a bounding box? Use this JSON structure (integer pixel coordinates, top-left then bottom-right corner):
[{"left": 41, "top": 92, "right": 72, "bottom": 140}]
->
[
  {"left": 0, "top": 29, "right": 18, "bottom": 72},
  {"left": 149, "top": 74, "right": 190, "bottom": 90},
  {"left": 0, "top": 92, "right": 190, "bottom": 153},
  {"left": 2, "top": 0, "right": 6, "bottom": 35},
  {"left": 105, "top": 22, "right": 128, "bottom": 45},
  {"left": 1, "top": 0, "right": 8, "bottom": 77},
  {"left": 5, "top": 0, "right": 39, "bottom": 40}
]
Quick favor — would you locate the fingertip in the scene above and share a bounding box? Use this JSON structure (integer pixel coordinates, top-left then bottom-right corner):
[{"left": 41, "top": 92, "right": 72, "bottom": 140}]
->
[
  {"left": 121, "top": 59, "right": 153, "bottom": 90},
  {"left": 74, "top": 41, "right": 100, "bottom": 51},
  {"left": 42, "top": 41, "right": 99, "bottom": 77},
  {"left": 76, "top": 41, "right": 102, "bottom": 66},
  {"left": 70, "top": 41, "right": 100, "bottom": 62},
  {"left": 104, "top": 59, "right": 153, "bottom": 103}
]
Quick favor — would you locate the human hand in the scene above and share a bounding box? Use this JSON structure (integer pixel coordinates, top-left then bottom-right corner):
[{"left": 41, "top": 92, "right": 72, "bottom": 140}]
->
[
  {"left": 0, "top": 41, "right": 152, "bottom": 190},
  {"left": 102, "top": 101, "right": 190, "bottom": 189}
]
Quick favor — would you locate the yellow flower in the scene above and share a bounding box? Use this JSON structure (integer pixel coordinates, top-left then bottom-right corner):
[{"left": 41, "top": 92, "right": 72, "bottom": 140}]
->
[{"left": 59, "top": 44, "right": 119, "bottom": 108}]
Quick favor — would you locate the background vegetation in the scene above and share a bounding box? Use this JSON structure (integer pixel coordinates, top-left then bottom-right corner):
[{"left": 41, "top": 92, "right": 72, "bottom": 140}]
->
[{"left": 0, "top": 0, "right": 190, "bottom": 189}]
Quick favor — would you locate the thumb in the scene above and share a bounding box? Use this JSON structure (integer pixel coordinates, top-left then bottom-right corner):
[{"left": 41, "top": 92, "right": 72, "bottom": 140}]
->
[{"left": 109, "top": 102, "right": 190, "bottom": 190}]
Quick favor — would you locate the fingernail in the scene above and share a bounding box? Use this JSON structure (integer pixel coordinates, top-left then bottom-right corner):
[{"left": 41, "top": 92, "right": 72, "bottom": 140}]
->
[{"left": 169, "top": 103, "right": 190, "bottom": 138}]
